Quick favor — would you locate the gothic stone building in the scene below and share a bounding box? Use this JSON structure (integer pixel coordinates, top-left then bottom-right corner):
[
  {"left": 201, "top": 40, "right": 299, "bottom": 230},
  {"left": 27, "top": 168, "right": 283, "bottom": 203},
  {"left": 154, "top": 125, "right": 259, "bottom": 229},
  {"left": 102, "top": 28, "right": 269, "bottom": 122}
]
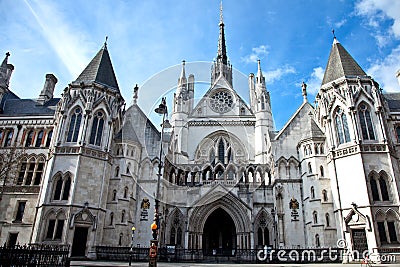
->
[{"left": 0, "top": 9, "right": 399, "bottom": 262}]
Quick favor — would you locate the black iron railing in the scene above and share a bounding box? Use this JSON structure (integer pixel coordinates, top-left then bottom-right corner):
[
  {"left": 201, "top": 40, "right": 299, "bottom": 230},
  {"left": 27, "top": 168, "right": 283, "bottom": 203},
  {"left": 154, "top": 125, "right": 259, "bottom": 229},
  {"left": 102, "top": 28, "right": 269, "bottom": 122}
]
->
[
  {"left": 95, "top": 246, "right": 344, "bottom": 263},
  {"left": 0, "top": 244, "right": 70, "bottom": 267}
]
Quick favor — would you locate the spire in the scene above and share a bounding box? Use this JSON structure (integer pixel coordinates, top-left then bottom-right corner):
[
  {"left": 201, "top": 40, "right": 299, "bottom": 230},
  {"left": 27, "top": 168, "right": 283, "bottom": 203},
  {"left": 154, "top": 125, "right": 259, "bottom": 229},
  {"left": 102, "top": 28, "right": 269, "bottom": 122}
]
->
[
  {"left": 217, "top": 0, "right": 227, "bottom": 65},
  {"left": 75, "top": 43, "right": 119, "bottom": 91},
  {"left": 256, "top": 59, "right": 266, "bottom": 86},
  {"left": 321, "top": 37, "right": 367, "bottom": 86},
  {"left": 176, "top": 60, "right": 187, "bottom": 97}
]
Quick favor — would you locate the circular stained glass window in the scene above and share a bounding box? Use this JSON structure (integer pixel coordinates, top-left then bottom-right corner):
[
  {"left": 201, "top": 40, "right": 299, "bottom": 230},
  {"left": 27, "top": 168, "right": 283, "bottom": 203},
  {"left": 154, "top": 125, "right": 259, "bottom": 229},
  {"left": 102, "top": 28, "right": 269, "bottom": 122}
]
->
[{"left": 209, "top": 90, "right": 234, "bottom": 113}]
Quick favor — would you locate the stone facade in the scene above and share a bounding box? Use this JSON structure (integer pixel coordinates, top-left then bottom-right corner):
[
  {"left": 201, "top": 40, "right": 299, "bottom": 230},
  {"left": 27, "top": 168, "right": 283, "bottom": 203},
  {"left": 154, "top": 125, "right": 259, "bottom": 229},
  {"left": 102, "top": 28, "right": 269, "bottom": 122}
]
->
[{"left": 0, "top": 7, "right": 399, "bottom": 263}]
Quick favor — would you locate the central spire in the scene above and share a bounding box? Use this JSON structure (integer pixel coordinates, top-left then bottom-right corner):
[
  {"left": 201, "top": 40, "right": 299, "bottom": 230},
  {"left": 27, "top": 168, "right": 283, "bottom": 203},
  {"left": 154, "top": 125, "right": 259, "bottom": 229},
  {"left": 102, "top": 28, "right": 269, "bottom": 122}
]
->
[
  {"left": 211, "top": 1, "right": 232, "bottom": 86},
  {"left": 217, "top": 1, "right": 227, "bottom": 65}
]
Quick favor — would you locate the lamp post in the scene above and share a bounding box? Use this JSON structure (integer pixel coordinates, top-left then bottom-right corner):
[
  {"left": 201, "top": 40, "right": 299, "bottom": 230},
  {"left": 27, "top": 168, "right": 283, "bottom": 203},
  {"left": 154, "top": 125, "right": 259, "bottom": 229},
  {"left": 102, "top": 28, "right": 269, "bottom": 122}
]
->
[
  {"left": 129, "top": 226, "right": 136, "bottom": 266},
  {"left": 149, "top": 97, "right": 171, "bottom": 267}
]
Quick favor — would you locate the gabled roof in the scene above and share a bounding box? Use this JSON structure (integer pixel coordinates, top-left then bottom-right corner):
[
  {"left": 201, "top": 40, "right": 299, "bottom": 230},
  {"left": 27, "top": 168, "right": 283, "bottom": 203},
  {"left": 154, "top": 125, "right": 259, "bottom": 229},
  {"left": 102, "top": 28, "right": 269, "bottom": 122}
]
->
[
  {"left": 322, "top": 38, "right": 367, "bottom": 86},
  {"left": 75, "top": 44, "right": 119, "bottom": 91},
  {"left": 384, "top": 93, "right": 400, "bottom": 111},
  {"left": 1, "top": 97, "right": 60, "bottom": 116},
  {"left": 114, "top": 120, "right": 140, "bottom": 143}
]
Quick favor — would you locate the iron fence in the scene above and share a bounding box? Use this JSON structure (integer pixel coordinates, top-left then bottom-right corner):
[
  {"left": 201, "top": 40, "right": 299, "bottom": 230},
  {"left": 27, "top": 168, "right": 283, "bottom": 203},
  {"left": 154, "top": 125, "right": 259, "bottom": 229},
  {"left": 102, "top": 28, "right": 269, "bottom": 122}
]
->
[
  {"left": 95, "top": 246, "right": 344, "bottom": 263},
  {"left": 0, "top": 244, "right": 70, "bottom": 267}
]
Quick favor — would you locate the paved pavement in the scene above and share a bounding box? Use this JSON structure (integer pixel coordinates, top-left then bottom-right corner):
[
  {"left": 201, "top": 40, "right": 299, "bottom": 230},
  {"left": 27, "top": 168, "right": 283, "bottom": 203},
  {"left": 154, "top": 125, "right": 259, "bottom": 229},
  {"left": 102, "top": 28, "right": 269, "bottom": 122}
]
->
[{"left": 70, "top": 261, "right": 400, "bottom": 267}]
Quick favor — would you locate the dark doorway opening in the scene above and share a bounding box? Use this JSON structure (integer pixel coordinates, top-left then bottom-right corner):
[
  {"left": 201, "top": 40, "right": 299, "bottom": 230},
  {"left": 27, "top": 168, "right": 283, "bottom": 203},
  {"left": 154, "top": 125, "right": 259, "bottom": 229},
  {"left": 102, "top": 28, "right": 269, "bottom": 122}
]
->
[
  {"left": 71, "top": 227, "right": 88, "bottom": 257},
  {"left": 351, "top": 228, "right": 368, "bottom": 259},
  {"left": 203, "top": 208, "right": 236, "bottom": 256}
]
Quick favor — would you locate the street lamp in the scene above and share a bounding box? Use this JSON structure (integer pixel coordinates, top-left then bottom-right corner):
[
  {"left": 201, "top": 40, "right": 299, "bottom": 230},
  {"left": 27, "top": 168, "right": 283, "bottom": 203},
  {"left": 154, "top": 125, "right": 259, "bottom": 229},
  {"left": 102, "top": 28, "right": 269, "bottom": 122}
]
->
[
  {"left": 149, "top": 97, "right": 171, "bottom": 267},
  {"left": 129, "top": 226, "right": 136, "bottom": 266}
]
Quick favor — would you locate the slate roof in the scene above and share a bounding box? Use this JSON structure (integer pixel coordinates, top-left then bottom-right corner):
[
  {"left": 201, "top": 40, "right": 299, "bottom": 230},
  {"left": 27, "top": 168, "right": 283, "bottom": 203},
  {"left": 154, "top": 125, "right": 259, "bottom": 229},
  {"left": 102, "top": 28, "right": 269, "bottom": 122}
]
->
[
  {"left": 114, "top": 120, "right": 140, "bottom": 143},
  {"left": 322, "top": 38, "right": 367, "bottom": 85},
  {"left": 1, "top": 96, "right": 60, "bottom": 116},
  {"left": 75, "top": 44, "right": 119, "bottom": 91},
  {"left": 384, "top": 93, "right": 400, "bottom": 111}
]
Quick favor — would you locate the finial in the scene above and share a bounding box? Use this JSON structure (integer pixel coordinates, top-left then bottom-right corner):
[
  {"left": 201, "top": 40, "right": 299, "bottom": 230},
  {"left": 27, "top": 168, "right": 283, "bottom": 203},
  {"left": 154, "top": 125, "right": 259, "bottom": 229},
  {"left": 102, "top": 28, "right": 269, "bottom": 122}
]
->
[
  {"left": 5, "top": 52, "right": 10, "bottom": 58},
  {"left": 332, "top": 29, "right": 336, "bottom": 38},
  {"left": 133, "top": 84, "right": 139, "bottom": 104},
  {"left": 104, "top": 36, "right": 108, "bottom": 49},
  {"left": 302, "top": 81, "right": 308, "bottom": 103},
  {"left": 220, "top": 0, "right": 224, "bottom": 25}
]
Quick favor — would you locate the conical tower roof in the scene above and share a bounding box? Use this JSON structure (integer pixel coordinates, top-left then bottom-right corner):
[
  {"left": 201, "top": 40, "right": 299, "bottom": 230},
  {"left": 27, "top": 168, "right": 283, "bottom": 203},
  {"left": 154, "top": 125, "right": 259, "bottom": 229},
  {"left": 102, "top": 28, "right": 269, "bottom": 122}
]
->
[
  {"left": 75, "top": 43, "right": 119, "bottom": 91},
  {"left": 321, "top": 38, "right": 367, "bottom": 86}
]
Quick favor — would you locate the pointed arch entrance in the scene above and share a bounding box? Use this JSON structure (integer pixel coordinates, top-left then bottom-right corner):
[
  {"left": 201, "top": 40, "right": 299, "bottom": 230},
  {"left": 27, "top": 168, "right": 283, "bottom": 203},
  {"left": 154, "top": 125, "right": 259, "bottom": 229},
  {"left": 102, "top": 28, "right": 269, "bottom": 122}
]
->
[
  {"left": 187, "top": 191, "right": 252, "bottom": 254},
  {"left": 203, "top": 208, "right": 236, "bottom": 255}
]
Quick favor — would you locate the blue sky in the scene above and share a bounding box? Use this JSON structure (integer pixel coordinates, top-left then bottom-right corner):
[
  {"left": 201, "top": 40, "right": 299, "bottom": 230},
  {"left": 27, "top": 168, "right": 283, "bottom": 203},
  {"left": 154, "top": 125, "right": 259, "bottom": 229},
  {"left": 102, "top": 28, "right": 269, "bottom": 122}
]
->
[{"left": 1, "top": 0, "right": 399, "bottom": 130}]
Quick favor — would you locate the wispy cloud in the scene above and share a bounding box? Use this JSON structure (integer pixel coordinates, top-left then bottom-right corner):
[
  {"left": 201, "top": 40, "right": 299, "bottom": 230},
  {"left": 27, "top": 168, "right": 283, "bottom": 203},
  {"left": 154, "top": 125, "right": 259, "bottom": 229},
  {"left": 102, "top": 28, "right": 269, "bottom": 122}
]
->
[
  {"left": 264, "top": 65, "right": 296, "bottom": 84},
  {"left": 367, "top": 45, "right": 400, "bottom": 91},
  {"left": 23, "top": 0, "right": 92, "bottom": 78},
  {"left": 241, "top": 45, "right": 269, "bottom": 63},
  {"left": 355, "top": 0, "right": 400, "bottom": 39},
  {"left": 304, "top": 67, "right": 324, "bottom": 95}
]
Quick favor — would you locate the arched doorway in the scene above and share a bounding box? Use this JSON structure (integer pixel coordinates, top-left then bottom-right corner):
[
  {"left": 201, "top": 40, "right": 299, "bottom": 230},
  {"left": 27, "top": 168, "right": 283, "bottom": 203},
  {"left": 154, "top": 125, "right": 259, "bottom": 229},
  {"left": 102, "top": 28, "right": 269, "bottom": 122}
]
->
[{"left": 203, "top": 208, "right": 236, "bottom": 256}]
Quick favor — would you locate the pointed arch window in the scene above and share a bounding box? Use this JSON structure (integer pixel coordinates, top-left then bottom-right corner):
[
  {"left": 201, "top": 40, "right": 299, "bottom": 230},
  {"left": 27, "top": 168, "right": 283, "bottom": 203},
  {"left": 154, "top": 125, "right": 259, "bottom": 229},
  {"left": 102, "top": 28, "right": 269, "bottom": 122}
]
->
[
  {"left": 176, "top": 227, "right": 182, "bottom": 246},
  {"left": 124, "top": 187, "right": 128, "bottom": 198},
  {"left": 4, "top": 129, "right": 13, "bottom": 147},
  {"left": 218, "top": 139, "right": 225, "bottom": 163},
  {"left": 109, "top": 212, "right": 114, "bottom": 226},
  {"left": 313, "top": 211, "right": 318, "bottom": 224},
  {"left": 45, "top": 212, "right": 65, "bottom": 241},
  {"left": 322, "top": 189, "right": 328, "bottom": 202},
  {"left": 227, "top": 148, "right": 233, "bottom": 163},
  {"left": 370, "top": 173, "right": 390, "bottom": 202},
  {"left": 25, "top": 130, "right": 34, "bottom": 147},
  {"left": 320, "top": 166, "right": 324, "bottom": 177},
  {"left": 311, "top": 186, "right": 315, "bottom": 199},
  {"left": 170, "top": 227, "right": 176, "bottom": 244},
  {"left": 396, "top": 126, "right": 400, "bottom": 142},
  {"left": 35, "top": 130, "right": 44, "bottom": 147},
  {"left": 325, "top": 213, "right": 330, "bottom": 227},
  {"left": 52, "top": 175, "right": 71, "bottom": 201},
  {"left": 209, "top": 150, "right": 215, "bottom": 165},
  {"left": 335, "top": 108, "right": 351, "bottom": 144},
  {"left": 261, "top": 95, "right": 266, "bottom": 110},
  {"left": 112, "top": 190, "right": 117, "bottom": 201},
  {"left": 379, "top": 176, "right": 389, "bottom": 201},
  {"left": 308, "top": 162, "right": 312, "bottom": 174},
  {"left": 315, "top": 234, "right": 320, "bottom": 247},
  {"left": 45, "top": 130, "right": 53, "bottom": 147},
  {"left": 89, "top": 111, "right": 105, "bottom": 146},
  {"left": 370, "top": 177, "right": 379, "bottom": 201},
  {"left": 121, "top": 210, "right": 125, "bottom": 223},
  {"left": 67, "top": 107, "right": 82, "bottom": 142},
  {"left": 358, "top": 104, "right": 375, "bottom": 140}
]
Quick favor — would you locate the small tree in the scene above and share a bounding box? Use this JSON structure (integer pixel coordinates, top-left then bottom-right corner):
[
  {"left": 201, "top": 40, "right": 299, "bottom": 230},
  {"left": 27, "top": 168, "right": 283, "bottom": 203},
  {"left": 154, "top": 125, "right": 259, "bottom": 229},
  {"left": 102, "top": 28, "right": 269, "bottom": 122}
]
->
[{"left": 0, "top": 147, "right": 27, "bottom": 201}]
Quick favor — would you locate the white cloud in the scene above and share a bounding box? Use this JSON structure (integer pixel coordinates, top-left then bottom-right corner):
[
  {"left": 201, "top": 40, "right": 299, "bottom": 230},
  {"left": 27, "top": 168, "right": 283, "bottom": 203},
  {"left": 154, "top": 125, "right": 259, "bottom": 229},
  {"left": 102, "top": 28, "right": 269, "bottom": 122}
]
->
[
  {"left": 304, "top": 67, "right": 325, "bottom": 95},
  {"left": 23, "top": 0, "right": 92, "bottom": 78},
  {"left": 355, "top": 0, "right": 400, "bottom": 38},
  {"left": 241, "top": 45, "right": 269, "bottom": 63},
  {"left": 334, "top": 19, "right": 347, "bottom": 29},
  {"left": 264, "top": 65, "right": 296, "bottom": 84},
  {"left": 367, "top": 45, "right": 400, "bottom": 92}
]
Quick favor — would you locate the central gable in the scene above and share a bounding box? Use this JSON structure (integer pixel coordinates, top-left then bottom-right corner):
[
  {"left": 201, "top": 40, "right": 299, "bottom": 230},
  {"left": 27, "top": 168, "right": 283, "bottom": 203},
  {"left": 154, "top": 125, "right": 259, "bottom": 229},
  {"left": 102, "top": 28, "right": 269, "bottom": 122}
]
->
[{"left": 190, "top": 75, "right": 253, "bottom": 118}]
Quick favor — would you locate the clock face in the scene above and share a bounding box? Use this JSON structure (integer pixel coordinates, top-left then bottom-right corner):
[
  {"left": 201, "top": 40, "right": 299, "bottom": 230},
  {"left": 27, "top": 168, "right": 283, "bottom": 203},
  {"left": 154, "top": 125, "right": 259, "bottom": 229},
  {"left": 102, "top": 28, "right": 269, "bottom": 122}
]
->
[{"left": 209, "top": 89, "right": 234, "bottom": 113}]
